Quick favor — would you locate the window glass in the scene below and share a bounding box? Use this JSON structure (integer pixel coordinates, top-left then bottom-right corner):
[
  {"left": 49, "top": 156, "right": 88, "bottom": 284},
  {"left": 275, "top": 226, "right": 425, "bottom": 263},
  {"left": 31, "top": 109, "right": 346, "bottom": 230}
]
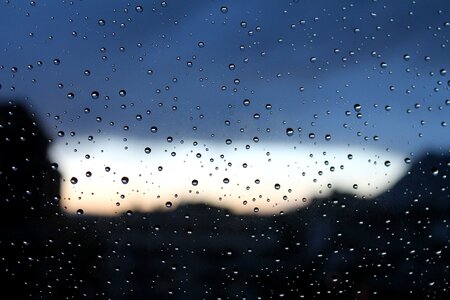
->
[{"left": 1, "top": 1, "right": 449, "bottom": 298}]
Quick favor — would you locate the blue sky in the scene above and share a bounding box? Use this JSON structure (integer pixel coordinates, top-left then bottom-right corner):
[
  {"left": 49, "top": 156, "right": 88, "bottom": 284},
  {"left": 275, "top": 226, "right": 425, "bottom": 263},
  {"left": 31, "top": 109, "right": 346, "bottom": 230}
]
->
[{"left": 1, "top": 0, "right": 449, "bottom": 155}]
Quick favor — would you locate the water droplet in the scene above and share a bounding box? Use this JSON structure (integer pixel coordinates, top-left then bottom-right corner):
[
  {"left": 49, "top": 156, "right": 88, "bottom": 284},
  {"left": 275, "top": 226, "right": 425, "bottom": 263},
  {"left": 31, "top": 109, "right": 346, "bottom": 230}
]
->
[
  {"left": 91, "top": 91, "right": 99, "bottom": 99},
  {"left": 150, "top": 126, "right": 158, "bottom": 133},
  {"left": 223, "top": 178, "right": 230, "bottom": 184},
  {"left": 220, "top": 6, "right": 228, "bottom": 14},
  {"left": 76, "top": 209, "right": 84, "bottom": 215},
  {"left": 70, "top": 177, "right": 78, "bottom": 184},
  {"left": 354, "top": 104, "right": 361, "bottom": 112},
  {"left": 121, "top": 177, "right": 129, "bottom": 184},
  {"left": 67, "top": 92, "right": 75, "bottom": 99},
  {"left": 403, "top": 54, "right": 410, "bottom": 61},
  {"left": 431, "top": 167, "right": 439, "bottom": 176},
  {"left": 165, "top": 201, "right": 172, "bottom": 208},
  {"left": 53, "top": 58, "right": 60, "bottom": 65},
  {"left": 144, "top": 147, "right": 151, "bottom": 154},
  {"left": 243, "top": 99, "right": 250, "bottom": 106},
  {"left": 119, "top": 90, "right": 126, "bottom": 97},
  {"left": 98, "top": 19, "right": 106, "bottom": 26},
  {"left": 384, "top": 161, "right": 391, "bottom": 167},
  {"left": 353, "top": 184, "right": 358, "bottom": 189},
  {"left": 380, "top": 62, "right": 388, "bottom": 68},
  {"left": 274, "top": 183, "right": 280, "bottom": 190},
  {"left": 192, "top": 179, "right": 198, "bottom": 186},
  {"left": 135, "top": 5, "right": 143, "bottom": 13},
  {"left": 286, "top": 128, "right": 294, "bottom": 136}
]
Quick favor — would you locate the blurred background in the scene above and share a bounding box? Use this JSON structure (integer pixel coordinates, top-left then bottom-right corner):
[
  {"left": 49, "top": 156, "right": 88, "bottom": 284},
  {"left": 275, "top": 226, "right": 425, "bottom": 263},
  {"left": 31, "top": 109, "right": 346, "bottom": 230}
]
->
[{"left": 0, "top": 0, "right": 449, "bottom": 299}]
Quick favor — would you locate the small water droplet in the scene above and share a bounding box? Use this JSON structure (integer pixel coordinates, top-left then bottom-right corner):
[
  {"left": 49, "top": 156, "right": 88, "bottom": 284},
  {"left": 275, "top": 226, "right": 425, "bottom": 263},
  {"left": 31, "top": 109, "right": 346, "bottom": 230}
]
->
[
  {"left": 431, "top": 167, "right": 439, "bottom": 176},
  {"left": 91, "top": 91, "right": 99, "bottom": 99},
  {"left": 135, "top": 5, "right": 143, "bottom": 13},
  {"left": 286, "top": 128, "right": 294, "bottom": 136}
]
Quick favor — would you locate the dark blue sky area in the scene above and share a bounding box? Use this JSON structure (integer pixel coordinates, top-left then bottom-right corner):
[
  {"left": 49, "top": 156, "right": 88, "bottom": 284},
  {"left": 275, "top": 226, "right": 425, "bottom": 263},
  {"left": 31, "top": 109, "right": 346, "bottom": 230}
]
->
[{"left": 0, "top": 0, "right": 449, "bottom": 154}]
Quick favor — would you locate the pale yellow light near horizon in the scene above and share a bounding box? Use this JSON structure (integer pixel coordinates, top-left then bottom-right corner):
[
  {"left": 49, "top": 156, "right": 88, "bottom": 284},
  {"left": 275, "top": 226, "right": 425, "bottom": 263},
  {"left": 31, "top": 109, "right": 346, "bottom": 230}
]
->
[{"left": 50, "top": 137, "right": 408, "bottom": 216}]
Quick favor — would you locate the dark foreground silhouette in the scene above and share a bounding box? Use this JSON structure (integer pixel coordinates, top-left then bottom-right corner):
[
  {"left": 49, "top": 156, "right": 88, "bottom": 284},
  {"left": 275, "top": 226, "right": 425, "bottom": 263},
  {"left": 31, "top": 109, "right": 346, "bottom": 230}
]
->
[{"left": 0, "top": 103, "right": 449, "bottom": 299}]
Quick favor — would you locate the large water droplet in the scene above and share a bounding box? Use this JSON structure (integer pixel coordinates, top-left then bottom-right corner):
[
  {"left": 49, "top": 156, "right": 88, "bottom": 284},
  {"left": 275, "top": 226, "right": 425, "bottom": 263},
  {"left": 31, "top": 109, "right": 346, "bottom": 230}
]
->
[{"left": 286, "top": 128, "right": 294, "bottom": 136}]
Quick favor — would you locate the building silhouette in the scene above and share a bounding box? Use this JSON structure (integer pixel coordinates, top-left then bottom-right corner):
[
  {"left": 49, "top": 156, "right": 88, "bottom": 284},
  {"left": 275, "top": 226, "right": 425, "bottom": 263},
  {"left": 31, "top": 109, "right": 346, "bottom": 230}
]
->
[{"left": 0, "top": 102, "right": 448, "bottom": 299}]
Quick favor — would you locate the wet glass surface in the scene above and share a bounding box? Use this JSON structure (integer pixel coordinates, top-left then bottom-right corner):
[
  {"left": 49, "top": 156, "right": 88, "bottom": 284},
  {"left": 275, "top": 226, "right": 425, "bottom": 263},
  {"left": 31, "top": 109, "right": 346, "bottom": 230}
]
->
[{"left": 0, "top": 1, "right": 449, "bottom": 298}]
